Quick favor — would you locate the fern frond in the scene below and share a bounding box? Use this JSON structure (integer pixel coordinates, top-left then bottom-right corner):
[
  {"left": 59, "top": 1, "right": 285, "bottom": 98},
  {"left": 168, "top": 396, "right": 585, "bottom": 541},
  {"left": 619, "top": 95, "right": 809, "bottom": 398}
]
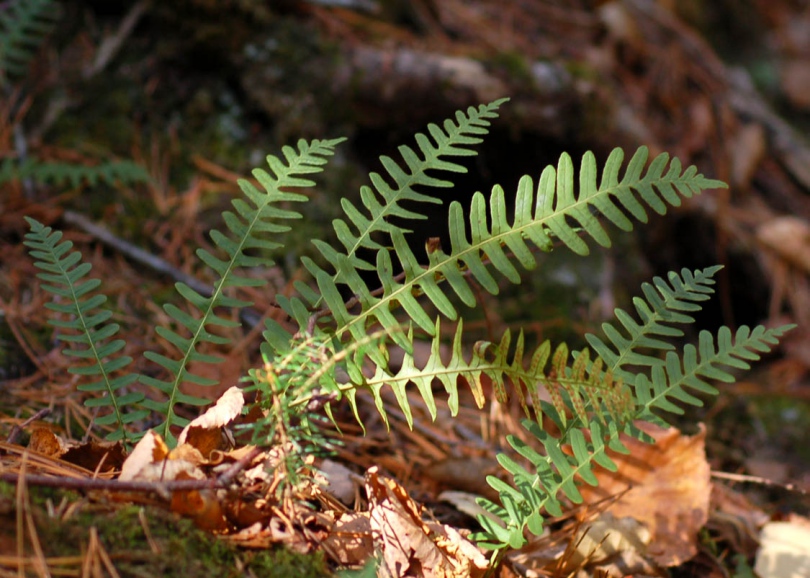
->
[
  {"left": 311, "top": 147, "right": 726, "bottom": 350},
  {"left": 23, "top": 217, "right": 146, "bottom": 442},
  {"left": 634, "top": 324, "right": 795, "bottom": 421},
  {"left": 585, "top": 266, "right": 722, "bottom": 381},
  {"left": 0, "top": 0, "right": 59, "bottom": 81},
  {"left": 0, "top": 158, "right": 151, "bottom": 187},
  {"left": 331, "top": 320, "right": 633, "bottom": 435},
  {"left": 319, "top": 98, "right": 507, "bottom": 274},
  {"left": 475, "top": 314, "right": 793, "bottom": 550},
  {"left": 141, "top": 138, "right": 344, "bottom": 443}
]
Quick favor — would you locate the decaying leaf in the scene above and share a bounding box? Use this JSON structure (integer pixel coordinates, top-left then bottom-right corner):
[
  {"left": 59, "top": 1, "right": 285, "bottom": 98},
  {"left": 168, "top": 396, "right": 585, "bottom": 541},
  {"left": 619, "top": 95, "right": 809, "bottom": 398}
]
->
[
  {"left": 119, "top": 430, "right": 169, "bottom": 481},
  {"left": 578, "top": 423, "right": 711, "bottom": 567},
  {"left": 177, "top": 386, "right": 244, "bottom": 456},
  {"left": 366, "top": 466, "right": 488, "bottom": 578},
  {"left": 27, "top": 427, "right": 65, "bottom": 458}
]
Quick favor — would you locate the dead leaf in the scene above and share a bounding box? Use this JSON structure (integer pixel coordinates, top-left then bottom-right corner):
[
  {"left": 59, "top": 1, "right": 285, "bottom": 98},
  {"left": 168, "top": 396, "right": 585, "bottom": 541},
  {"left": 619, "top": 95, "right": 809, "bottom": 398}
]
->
[
  {"left": 119, "top": 431, "right": 169, "bottom": 481},
  {"left": 320, "top": 511, "right": 375, "bottom": 566},
  {"left": 578, "top": 423, "right": 711, "bottom": 567},
  {"left": 757, "top": 217, "right": 810, "bottom": 274},
  {"left": 177, "top": 386, "right": 244, "bottom": 455},
  {"left": 366, "top": 466, "right": 488, "bottom": 578},
  {"left": 27, "top": 427, "right": 65, "bottom": 458},
  {"left": 61, "top": 440, "right": 126, "bottom": 474},
  {"left": 755, "top": 516, "right": 810, "bottom": 578}
]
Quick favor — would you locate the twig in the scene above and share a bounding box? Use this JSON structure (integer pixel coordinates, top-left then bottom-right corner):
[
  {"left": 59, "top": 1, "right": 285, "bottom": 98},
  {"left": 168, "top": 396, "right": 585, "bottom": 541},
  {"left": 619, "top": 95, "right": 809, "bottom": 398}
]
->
[
  {"left": 0, "top": 446, "right": 265, "bottom": 493},
  {"left": 83, "top": 1, "right": 148, "bottom": 79},
  {"left": 61, "top": 210, "right": 262, "bottom": 328},
  {"left": 712, "top": 470, "right": 808, "bottom": 498},
  {"left": 5, "top": 409, "right": 51, "bottom": 445}
]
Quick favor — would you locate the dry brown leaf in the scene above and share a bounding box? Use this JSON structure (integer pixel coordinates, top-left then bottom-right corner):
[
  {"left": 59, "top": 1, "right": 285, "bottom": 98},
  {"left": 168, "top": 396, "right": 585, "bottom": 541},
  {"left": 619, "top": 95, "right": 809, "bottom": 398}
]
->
[
  {"left": 366, "top": 466, "right": 488, "bottom": 578},
  {"left": 757, "top": 217, "right": 810, "bottom": 274},
  {"left": 119, "top": 430, "right": 169, "bottom": 481},
  {"left": 61, "top": 440, "right": 126, "bottom": 474},
  {"left": 27, "top": 427, "right": 65, "bottom": 458},
  {"left": 177, "top": 386, "right": 244, "bottom": 455},
  {"left": 578, "top": 423, "right": 711, "bottom": 567},
  {"left": 320, "top": 511, "right": 375, "bottom": 566}
]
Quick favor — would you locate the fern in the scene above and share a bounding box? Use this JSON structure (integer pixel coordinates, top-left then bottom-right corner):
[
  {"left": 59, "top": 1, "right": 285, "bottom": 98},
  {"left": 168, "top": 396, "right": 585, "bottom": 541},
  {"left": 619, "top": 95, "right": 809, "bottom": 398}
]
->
[
  {"left": 467, "top": 269, "right": 794, "bottom": 550},
  {"left": 22, "top": 98, "right": 794, "bottom": 563},
  {"left": 0, "top": 0, "right": 59, "bottom": 82},
  {"left": 23, "top": 218, "right": 146, "bottom": 443},
  {"left": 0, "top": 158, "right": 151, "bottom": 187},
  {"left": 141, "top": 138, "right": 344, "bottom": 442}
]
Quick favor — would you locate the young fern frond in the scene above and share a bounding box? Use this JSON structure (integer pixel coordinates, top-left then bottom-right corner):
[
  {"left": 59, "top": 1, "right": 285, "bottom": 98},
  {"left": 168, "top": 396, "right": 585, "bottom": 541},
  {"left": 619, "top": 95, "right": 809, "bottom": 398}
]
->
[
  {"left": 635, "top": 324, "right": 794, "bottom": 422},
  {"left": 141, "top": 138, "right": 344, "bottom": 442},
  {"left": 0, "top": 0, "right": 59, "bottom": 82},
  {"left": 23, "top": 218, "right": 146, "bottom": 443},
  {"left": 316, "top": 99, "right": 507, "bottom": 279}
]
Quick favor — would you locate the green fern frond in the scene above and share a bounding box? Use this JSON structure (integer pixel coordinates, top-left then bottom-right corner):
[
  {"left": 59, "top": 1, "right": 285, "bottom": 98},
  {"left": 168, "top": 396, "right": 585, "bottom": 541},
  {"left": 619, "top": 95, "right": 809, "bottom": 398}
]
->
[
  {"left": 474, "top": 282, "right": 793, "bottom": 550},
  {"left": 0, "top": 158, "right": 151, "bottom": 187},
  {"left": 318, "top": 99, "right": 507, "bottom": 275},
  {"left": 141, "top": 138, "right": 344, "bottom": 443},
  {"left": 0, "top": 0, "right": 59, "bottom": 82},
  {"left": 272, "top": 99, "right": 507, "bottom": 341},
  {"left": 328, "top": 319, "right": 633, "bottom": 435},
  {"left": 585, "top": 266, "right": 722, "bottom": 381},
  {"left": 310, "top": 147, "right": 726, "bottom": 351},
  {"left": 23, "top": 217, "right": 146, "bottom": 442},
  {"left": 635, "top": 324, "right": 795, "bottom": 421}
]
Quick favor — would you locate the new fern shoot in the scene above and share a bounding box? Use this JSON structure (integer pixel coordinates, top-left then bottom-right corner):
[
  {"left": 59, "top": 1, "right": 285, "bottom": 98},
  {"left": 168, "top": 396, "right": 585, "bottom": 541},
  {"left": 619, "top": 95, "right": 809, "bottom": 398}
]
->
[{"left": 24, "top": 98, "right": 794, "bottom": 555}]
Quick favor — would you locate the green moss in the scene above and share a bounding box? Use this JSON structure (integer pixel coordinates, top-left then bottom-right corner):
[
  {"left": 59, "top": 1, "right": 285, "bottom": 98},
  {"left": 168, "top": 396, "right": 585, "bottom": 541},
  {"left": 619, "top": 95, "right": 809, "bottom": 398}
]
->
[{"left": 0, "top": 483, "right": 330, "bottom": 577}]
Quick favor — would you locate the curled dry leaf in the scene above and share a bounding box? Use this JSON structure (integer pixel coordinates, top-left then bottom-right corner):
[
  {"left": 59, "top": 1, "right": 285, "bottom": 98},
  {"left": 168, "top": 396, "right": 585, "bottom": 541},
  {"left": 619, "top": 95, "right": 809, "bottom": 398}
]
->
[
  {"left": 366, "top": 466, "right": 488, "bottom": 578},
  {"left": 119, "top": 430, "right": 169, "bottom": 481},
  {"left": 177, "top": 386, "right": 244, "bottom": 456},
  {"left": 577, "top": 423, "right": 711, "bottom": 567},
  {"left": 27, "top": 427, "right": 65, "bottom": 458}
]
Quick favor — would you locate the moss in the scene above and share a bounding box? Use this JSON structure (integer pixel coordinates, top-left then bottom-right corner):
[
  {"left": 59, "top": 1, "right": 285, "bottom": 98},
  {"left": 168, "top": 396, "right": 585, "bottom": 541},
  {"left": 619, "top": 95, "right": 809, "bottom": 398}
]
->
[{"left": 0, "top": 483, "right": 330, "bottom": 577}]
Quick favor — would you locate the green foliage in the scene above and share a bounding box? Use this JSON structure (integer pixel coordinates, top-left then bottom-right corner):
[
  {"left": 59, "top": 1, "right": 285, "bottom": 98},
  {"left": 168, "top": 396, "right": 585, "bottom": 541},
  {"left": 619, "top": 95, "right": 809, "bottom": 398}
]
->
[
  {"left": 139, "top": 137, "right": 345, "bottom": 442},
  {"left": 0, "top": 0, "right": 59, "bottom": 83},
  {"left": 23, "top": 218, "right": 146, "bottom": 443},
  {"left": 0, "top": 158, "right": 151, "bottom": 187},
  {"left": 24, "top": 98, "right": 794, "bottom": 561}
]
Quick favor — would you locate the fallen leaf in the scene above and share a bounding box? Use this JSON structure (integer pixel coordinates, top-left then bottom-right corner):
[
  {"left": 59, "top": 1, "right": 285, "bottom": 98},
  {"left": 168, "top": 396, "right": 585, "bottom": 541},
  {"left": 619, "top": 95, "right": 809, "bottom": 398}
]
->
[
  {"left": 757, "top": 217, "right": 810, "bottom": 274},
  {"left": 578, "top": 423, "right": 711, "bottom": 566},
  {"left": 119, "top": 431, "right": 169, "bottom": 481},
  {"left": 177, "top": 386, "right": 244, "bottom": 456},
  {"left": 755, "top": 516, "right": 810, "bottom": 578},
  {"left": 366, "top": 466, "right": 488, "bottom": 578},
  {"left": 61, "top": 440, "right": 126, "bottom": 474},
  {"left": 27, "top": 427, "right": 65, "bottom": 458}
]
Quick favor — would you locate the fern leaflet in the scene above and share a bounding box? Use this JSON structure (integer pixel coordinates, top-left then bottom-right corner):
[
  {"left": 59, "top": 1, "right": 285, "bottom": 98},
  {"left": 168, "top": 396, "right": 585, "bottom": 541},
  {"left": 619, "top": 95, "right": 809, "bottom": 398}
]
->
[{"left": 23, "top": 218, "right": 146, "bottom": 442}]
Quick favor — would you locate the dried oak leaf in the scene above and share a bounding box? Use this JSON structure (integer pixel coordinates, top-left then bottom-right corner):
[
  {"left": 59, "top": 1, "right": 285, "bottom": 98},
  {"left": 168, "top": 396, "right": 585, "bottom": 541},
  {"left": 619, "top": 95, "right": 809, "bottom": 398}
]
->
[
  {"left": 577, "top": 423, "right": 711, "bottom": 567},
  {"left": 366, "top": 466, "right": 488, "bottom": 578}
]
